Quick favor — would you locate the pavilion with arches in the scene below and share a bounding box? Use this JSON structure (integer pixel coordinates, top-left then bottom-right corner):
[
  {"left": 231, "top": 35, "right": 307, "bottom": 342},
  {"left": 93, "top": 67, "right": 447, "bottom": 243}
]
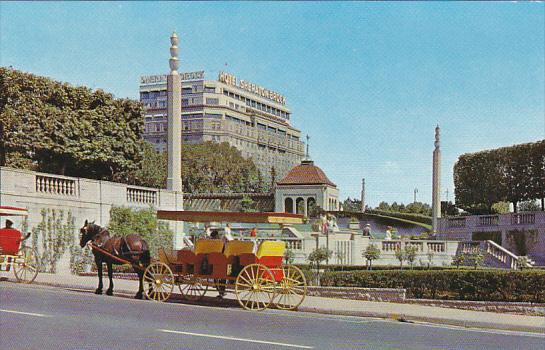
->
[{"left": 274, "top": 159, "right": 340, "bottom": 217}]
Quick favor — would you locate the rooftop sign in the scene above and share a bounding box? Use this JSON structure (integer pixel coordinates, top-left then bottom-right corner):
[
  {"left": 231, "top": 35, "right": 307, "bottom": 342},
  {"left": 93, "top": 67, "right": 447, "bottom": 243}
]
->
[
  {"left": 140, "top": 71, "right": 205, "bottom": 85},
  {"left": 218, "top": 71, "right": 286, "bottom": 105}
]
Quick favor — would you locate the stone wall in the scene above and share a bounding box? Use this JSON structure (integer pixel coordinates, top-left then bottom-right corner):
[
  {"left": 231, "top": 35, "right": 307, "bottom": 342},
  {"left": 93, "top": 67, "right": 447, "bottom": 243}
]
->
[{"left": 0, "top": 167, "right": 184, "bottom": 250}]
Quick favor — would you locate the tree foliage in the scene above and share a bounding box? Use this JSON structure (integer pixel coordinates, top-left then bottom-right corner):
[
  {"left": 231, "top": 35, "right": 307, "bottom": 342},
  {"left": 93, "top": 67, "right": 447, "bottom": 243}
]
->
[
  {"left": 1, "top": 67, "right": 146, "bottom": 179},
  {"left": 108, "top": 206, "right": 173, "bottom": 256},
  {"left": 363, "top": 244, "right": 381, "bottom": 270},
  {"left": 454, "top": 140, "right": 545, "bottom": 213}
]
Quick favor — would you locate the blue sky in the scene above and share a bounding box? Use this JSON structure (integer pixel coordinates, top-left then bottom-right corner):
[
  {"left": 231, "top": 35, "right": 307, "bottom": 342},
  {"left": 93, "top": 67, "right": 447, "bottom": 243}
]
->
[{"left": 1, "top": 2, "right": 544, "bottom": 207}]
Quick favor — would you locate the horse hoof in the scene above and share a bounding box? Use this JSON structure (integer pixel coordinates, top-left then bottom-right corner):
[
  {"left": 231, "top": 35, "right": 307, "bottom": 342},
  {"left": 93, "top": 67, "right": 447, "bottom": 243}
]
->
[
  {"left": 106, "top": 290, "right": 113, "bottom": 296},
  {"left": 95, "top": 289, "right": 103, "bottom": 295},
  {"left": 135, "top": 293, "right": 143, "bottom": 299}
]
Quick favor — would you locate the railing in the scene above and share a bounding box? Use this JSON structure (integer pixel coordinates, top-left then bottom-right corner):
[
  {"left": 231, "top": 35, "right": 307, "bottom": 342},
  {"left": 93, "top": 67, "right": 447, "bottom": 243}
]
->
[
  {"left": 126, "top": 187, "right": 158, "bottom": 205},
  {"left": 427, "top": 242, "right": 446, "bottom": 253},
  {"left": 459, "top": 241, "right": 481, "bottom": 254},
  {"left": 511, "top": 213, "right": 535, "bottom": 225},
  {"left": 381, "top": 241, "right": 401, "bottom": 252},
  {"left": 447, "top": 218, "right": 466, "bottom": 228},
  {"left": 478, "top": 215, "right": 499, "bottom": 226},
  {"left": 485, "top": 240, "right": 531, "bottom": 269},
  {"left": 240, "top": 237, "right": 305, "bottom": 251},
  {"left": 35, "top": 175, "right": 78, "bottom": 197}
]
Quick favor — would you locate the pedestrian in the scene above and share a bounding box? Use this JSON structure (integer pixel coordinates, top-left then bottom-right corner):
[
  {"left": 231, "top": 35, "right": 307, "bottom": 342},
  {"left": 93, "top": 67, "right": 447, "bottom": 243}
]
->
[
  {"left": 204, "top": 224, "right": 211, "bottom": 238},
  {"left": 224, "top": 223, "right": 234, "bottom": 242},
  {"left": 362, "top": 223, "right": 371, "bottom": 237},
  {"left": 250, "top": 226, "right": 257, "bottom": 238},
  {"left": 385, "top": 226, "right": 393, "bottom": 240}
]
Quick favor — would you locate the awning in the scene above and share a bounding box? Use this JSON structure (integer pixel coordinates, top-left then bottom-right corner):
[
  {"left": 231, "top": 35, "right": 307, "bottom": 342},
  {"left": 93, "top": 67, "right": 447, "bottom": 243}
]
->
[{"left": 157, "top": 210, "right": 303, "bottom": 224}]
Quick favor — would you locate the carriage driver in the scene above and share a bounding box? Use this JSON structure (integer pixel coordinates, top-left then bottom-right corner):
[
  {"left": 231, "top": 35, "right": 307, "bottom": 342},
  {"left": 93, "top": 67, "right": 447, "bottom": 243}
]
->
[{"left": 3, "top": 219, "right": 14, "bottom": 229}]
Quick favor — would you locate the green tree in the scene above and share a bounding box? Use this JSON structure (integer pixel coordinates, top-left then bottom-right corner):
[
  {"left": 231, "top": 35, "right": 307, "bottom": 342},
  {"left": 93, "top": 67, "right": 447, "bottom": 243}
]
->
[
  {"left": 1, "top": 67, "right": 145, "bottom": 180},
  {"left": 284, "top": 248, "right": 295, "bottom": 264},
  {"left": 472, "top": 251, "right": 484, "bottom": 270},
  {"left": 342, "top": 197, "right": 362, "bottom": 212},
  {"left": 404, "top": 245, "right": 418, "bottom": 270},
  {"left": 307, "top": 247, "right": 333, "bottom": 284},
  {"left": 180, "top": 141, "right": 264, "bottom": 193},
  {"left": 363, "top": 244, "right": 381, "bottom": 270},
  {"left": 394, "top": 246, "right": 405, "bottom": 270},
  {"left": 240, "top": 194, "right": 256, "bottom": 212},
  {"left": 108, "top": 207, "right": 173, "bottom": 256},
  {"left": 452, "top": 254, "right": 465, "bottom": 269}
]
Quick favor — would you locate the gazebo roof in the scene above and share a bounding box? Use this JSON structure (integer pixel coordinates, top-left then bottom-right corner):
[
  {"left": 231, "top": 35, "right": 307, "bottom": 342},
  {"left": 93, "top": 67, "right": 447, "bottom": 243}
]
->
[{"left": 277, "top": 160, "right": 336, "bottom": 187}]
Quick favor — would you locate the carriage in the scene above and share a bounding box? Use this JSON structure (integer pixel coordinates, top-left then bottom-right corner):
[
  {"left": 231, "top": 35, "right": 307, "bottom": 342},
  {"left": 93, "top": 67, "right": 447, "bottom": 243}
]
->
[
  {"left": 0, "top": 206, "right": 39, "bottom": 283},
  {"left": 142, "top": 210, "right": 308, "bottom": 311}
]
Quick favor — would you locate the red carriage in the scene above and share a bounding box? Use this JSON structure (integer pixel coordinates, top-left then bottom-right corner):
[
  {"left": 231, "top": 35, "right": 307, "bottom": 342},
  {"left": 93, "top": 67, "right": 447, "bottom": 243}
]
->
[{"left": 0, "top": 206, "right": 39, "bottom": 283}]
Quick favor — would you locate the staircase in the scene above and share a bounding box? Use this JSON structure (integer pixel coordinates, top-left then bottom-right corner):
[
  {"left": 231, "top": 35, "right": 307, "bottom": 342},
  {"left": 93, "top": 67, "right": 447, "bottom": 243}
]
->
[{"left": 458, "top": 240, "right": 534, "bottom": 269}]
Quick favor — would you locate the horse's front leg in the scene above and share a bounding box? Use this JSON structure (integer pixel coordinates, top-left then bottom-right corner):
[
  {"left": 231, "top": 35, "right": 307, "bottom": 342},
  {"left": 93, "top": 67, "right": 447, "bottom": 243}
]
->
[
  {"left": 95, "top": 256, "right": 103, "bottom": 294},
  {"left": 135, "top": 268, "right": 144, "bottom": 299},
  {"left": 106, "top": 261, "right": 114, "bottom": 296}
]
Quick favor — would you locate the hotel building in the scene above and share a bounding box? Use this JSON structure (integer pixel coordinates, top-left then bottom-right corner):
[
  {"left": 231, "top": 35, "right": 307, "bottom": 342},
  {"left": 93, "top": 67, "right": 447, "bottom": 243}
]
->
[{"left": 139, "top": 71, "right": 305, "bottom": 184}]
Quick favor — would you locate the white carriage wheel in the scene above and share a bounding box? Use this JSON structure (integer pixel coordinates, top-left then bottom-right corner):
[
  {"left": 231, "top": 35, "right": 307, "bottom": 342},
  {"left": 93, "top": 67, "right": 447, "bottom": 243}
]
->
[
  {"left": 143, "top": 262, "right": 174, "bottom": 302},
  {"left": 235, "top": 264, "right": 276, "bottom": 311}
]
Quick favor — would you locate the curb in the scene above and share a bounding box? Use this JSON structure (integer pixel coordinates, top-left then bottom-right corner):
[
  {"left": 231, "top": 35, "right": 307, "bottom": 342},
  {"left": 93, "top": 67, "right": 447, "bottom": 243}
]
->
[{"left": 297, "top": 306, "right": 545, "bottom": 334}]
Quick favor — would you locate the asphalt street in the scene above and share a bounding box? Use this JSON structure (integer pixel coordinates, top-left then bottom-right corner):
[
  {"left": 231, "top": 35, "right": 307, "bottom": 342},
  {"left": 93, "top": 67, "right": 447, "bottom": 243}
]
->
[{"left": 0, "top": 283, "right": 543, "bottom": 350}]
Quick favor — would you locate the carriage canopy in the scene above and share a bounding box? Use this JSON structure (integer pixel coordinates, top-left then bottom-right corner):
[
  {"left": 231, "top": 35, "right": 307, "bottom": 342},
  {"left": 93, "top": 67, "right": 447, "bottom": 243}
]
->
[
  {"left": 156, "top": 210, "right": 303, "bottom": 224},
  {"left": 0, "top": 206, "right": 29, "bottom": 217}
]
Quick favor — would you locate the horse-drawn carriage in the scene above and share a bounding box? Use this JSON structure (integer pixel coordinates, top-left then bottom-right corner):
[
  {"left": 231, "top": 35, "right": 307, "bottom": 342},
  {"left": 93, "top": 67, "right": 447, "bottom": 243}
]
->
[
  {"left": 142, "top": 210, "right": 308, "bottom": 311},
  {"left": 0, "top": 206, "right": 39, "bottom": 283}
]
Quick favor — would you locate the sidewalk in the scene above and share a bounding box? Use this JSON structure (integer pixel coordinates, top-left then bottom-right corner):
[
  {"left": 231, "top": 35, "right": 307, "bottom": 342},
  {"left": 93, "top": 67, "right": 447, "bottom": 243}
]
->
[{"left": 2, "top": 272, "right": 544, "bottom": 334}]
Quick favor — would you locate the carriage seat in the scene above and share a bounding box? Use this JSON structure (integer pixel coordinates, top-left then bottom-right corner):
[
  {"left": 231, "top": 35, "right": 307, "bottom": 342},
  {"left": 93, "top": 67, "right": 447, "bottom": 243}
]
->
[
  {"left": 239, "top": 241, "right": 286, "bottom": 268},
  {"left": 0, "top": 228, "right": 23, "bottom": 256}
]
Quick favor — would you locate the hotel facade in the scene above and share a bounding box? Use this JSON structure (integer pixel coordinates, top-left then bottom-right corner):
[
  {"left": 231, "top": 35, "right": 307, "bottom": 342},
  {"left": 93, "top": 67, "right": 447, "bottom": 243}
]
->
[{"left": 139, "top": 71, "right": 305, "bottom": 184}]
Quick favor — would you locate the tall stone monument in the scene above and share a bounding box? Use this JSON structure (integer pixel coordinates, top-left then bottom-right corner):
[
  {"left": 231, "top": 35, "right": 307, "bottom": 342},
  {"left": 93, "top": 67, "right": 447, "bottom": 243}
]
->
[
  {"left": 166, "top": 32, "right": 183, "bottom": 249},
  {"left": 432, "top": 125, "right": 441, "bottom": 233},
  {"left": 167, "top": 32, "right": 182, "bottom": 193},
  {"left": 361, "top": 178, "right": 366, "bottom": 213}
]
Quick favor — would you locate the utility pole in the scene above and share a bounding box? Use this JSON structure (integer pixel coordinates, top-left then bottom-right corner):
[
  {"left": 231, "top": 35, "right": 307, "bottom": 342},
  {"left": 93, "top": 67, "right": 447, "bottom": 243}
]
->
[{"left": 414, "top": 188, "right": 418, "bottom": 203}]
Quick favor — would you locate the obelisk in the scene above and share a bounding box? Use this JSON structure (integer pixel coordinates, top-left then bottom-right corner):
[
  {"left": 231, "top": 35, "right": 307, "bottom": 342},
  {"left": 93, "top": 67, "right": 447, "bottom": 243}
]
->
[
  {"left": 167, "top": 32, "right": 182, "bottom": 193},
  {"left": 432, "top": 125, "right": 441, "bottom": 233},
  {"left": 167, "top": 32, "right": 183, "bottom": 250},
  {"left": 361, "top": 178, "right": 366, "bottom": 213}
]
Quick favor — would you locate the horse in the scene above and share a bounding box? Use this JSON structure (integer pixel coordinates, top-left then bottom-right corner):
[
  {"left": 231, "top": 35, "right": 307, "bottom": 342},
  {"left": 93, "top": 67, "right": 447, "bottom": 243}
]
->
[{"left": 79, "top": 220, "right": 150, "bottom": 299}]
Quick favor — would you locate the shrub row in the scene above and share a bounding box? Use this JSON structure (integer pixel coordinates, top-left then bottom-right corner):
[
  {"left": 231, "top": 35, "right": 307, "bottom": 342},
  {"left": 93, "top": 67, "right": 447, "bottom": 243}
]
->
[
  {"left": 320, "top": 270, "right": 545, "bottom": 303},
  {"left": 296, "top": 264, "right": 458, "bottom": 272}
]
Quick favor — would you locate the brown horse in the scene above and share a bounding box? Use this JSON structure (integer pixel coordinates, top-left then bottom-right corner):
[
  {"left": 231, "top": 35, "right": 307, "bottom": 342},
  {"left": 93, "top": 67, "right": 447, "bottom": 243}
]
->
[{"left": 79, "top": 220, "right": 150, "bottom": 299}]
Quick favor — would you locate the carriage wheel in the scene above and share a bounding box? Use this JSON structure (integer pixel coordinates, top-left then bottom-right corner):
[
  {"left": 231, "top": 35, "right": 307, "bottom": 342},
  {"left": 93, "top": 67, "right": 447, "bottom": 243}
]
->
[
  {"left": 235, "top": 264, "right": 276, "bottom": 311},
  {"left": 143, "top": 262, "right": 174, "bottom": 302},
  {"left": 274, "top": 265, "right": 307, "bottom": 310},
  {"left": 178, "top": 274, "right": 208, "bottom": 301},
  {"left": 13, "top": 247, "right": 39, "bottom": 284}
]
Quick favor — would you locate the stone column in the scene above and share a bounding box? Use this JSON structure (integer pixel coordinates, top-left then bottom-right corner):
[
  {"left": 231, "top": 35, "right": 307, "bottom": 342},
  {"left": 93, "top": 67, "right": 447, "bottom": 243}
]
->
[
  {"left": 167, "top": 32, "right": 183, "bottom": 249},
  {"left": 361, "top": 178, "right": 366, "bottom": 212},
  {"left": 303, "top": 197, "right": 308, "bottom": 217},
  {"left": 432, "top": 125, "right": 441, "bottom": 234}
]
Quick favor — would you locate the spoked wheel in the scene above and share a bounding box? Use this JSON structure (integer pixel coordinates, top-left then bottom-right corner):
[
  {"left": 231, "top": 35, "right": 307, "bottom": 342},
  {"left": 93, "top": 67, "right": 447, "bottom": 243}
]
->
[
  {"left": 13, "top": 247, "right": 39, "bottom": 284},
  {"left": 143, "top": 262, "right": 174, "bottom": 302},
  {"left": 178, "top": 274, "right": 208, "bottom": 301},
  {"left": 274, "top": 265, "right": 307, "bottom": 310},
  {"left": 235, "top": 264, "right": 276, "bottom": 311}
]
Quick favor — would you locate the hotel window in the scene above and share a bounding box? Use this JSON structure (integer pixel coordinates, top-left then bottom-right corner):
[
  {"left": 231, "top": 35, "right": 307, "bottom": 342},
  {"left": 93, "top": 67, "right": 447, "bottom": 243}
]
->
[
  {"left": 204, "top": 86, "right": 215, "bottom": 93},
  {"left": 206, "top": 98, "right": 219, "bottom": 105},
  {"left": 182, "top": 87, "right": 193, "bottom": 94}
]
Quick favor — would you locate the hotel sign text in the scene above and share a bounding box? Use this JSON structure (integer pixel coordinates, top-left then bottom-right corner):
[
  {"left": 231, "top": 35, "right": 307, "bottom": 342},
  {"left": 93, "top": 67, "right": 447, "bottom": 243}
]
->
[
  {"left": 140, "top": 71, "right": 205, "bottom": 84},
  {"left": 218, "top": 72, "right": 286, "bottom": 105}
]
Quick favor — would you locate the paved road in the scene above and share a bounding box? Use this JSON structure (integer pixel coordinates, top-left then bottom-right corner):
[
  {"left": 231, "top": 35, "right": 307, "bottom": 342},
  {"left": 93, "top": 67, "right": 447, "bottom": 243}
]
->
[{"left": 0, "top": 283, "right": 543, "bottom": 350}]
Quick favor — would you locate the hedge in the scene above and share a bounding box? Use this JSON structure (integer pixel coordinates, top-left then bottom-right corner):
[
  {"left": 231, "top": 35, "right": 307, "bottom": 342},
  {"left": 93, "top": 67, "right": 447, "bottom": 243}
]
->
[
  {"left": 320, "top": 270, "right": 545, "bottom": 302},
  {"left": 296, "top": 264, "right": 459, "bottom": 272}
]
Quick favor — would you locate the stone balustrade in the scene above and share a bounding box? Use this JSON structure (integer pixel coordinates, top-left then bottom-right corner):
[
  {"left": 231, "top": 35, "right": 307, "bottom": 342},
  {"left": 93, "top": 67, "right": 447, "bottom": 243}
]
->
[
  {"left": 126, "top": 187, "right": 158, "bottom": 205},
  {"left": 35, "top": 174, "right": 78, "bottom": 197}
]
